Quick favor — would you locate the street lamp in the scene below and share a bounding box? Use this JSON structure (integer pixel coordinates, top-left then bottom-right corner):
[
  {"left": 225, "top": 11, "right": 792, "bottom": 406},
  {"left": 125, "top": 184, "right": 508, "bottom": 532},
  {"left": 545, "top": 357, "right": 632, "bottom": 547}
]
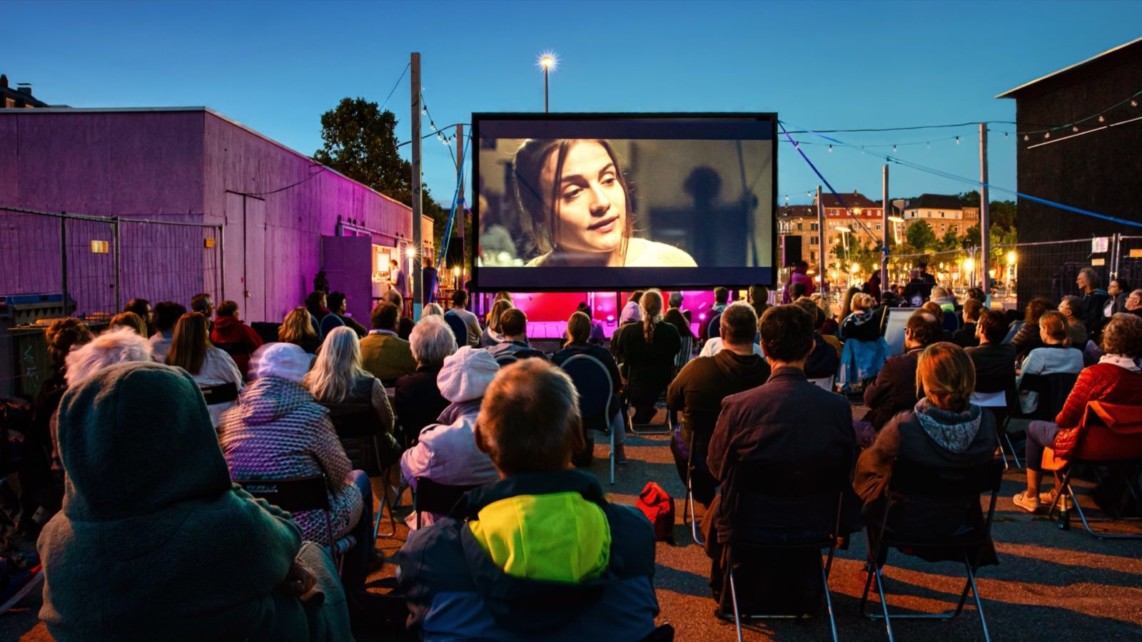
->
[
  {"left": 538, "top": 51, "right": 557, "bottom": 113},
  {"left": 887, "top": 215, "right": 905, "bottom": 245},
  {"left": 835, "top": 225, "right": 851, "bottom": 267}
]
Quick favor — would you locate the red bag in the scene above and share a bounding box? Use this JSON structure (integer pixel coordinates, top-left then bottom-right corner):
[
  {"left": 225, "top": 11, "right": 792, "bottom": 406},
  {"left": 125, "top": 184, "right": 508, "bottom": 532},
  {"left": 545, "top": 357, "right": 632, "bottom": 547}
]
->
[{"left": 636, "top": 482, "right": 676, "bottom": 543}]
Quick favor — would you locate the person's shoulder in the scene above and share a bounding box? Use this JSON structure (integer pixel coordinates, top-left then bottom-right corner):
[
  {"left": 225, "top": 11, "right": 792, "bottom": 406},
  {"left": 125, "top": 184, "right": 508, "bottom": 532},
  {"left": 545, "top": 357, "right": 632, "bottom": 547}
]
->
[{"left": 625, "top": 239, "right": 698, "bottom": 267}]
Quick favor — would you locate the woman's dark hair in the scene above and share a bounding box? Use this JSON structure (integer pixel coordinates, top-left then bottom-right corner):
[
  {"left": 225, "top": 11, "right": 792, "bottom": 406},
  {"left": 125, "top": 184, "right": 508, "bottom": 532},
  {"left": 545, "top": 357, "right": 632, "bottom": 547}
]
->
[
  {"left": 1024, "top": 296, "right": 1052, "bottom": 325},
  {"left": 153, "top": 301, "right": 188, "bottom": 333},
  {"left": 566, "top": 312, "right": 592, "bottom": 344},
  {"left": 759, "top": 305, "right": 814, "bottom": 362},
  {"left": 45, "top": 318, "right": 93, "bottom": 367},
  {"left": 304, "top": 291, "right": 327, "bottom": 317},
  {"left": 513, "top": 139, "right": 633, "bottom": 258},
  {"left": 167, "top": 312, "right": 209, "bottom": 375},
  {"left": 839, "top": 286, "right": 861, "bottom": 322},
  {"left": 976, "top": 309, "right": 1008, "bottom": 344},
  {"left": 216, "top": 300, "right": 239, "bottom": 318},
  {"left": 327, "top": 292, "right": 346, "bottom": 313}
]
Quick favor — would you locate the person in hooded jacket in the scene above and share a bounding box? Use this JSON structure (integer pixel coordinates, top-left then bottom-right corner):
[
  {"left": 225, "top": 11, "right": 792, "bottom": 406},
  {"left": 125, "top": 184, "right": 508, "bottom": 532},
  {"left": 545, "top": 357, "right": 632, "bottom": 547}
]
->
[
  {"left": 210, "top": 300, "right": 264, "bottom": 379},
  {"left": 397, "top": 359, "right": 659, "bottom": 642},
  {"left": 38, "top": 361, "right": 351, "bottom": 642},
  {"left": 853, "top": 342, "right": 999, "bottom": 567}
]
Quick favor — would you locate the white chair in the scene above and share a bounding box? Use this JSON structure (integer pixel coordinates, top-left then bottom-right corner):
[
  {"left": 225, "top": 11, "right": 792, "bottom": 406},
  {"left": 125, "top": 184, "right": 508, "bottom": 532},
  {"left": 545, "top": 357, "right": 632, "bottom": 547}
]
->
[
  {"left": 972, "top": 390, "right": 1021, "bottom": 470},
  {"left": 809, "top": 375, "right": 835, "bottom": 393}
]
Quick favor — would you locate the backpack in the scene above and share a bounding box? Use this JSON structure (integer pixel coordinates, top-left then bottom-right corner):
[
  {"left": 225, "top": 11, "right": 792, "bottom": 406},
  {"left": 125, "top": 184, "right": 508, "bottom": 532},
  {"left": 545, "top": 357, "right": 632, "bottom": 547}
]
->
[{"left": 636, "top": 481, "right": 675, "bottom": 543}]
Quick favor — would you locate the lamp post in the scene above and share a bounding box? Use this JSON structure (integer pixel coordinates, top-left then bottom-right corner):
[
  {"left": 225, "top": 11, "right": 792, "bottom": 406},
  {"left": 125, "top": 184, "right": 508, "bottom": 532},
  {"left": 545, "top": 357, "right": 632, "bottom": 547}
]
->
[
  {"left": 835, "top": 225, "right": 851, "bottom": 269},
  {"left": 538, "top": 52, "right": 557, "bottom": 113}
]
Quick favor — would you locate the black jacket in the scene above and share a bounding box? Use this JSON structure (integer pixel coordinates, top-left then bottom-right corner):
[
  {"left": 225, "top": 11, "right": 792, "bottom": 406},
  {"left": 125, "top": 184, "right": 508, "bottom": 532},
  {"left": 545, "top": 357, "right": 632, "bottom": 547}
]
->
[{"left": 862, "top": 347, "right": 924, "bottom": 430}]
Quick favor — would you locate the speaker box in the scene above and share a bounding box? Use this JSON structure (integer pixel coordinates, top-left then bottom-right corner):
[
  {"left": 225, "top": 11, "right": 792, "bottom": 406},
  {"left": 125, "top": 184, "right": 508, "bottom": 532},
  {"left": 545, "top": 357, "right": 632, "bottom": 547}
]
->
[{"left": 782, "top": 236, "right": 803, "bottom": 266}]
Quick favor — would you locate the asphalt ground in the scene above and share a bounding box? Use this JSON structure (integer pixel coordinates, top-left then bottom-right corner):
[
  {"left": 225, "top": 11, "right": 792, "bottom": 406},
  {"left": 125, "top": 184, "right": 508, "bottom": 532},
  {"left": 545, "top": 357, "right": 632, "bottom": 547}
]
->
[{"left": 4, "top": 403, "right": 1141, "bottom": 641}]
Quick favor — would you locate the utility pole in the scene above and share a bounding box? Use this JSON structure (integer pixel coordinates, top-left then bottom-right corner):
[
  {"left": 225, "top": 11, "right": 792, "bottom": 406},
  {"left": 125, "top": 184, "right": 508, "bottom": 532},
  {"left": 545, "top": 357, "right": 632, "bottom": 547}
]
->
[
  {"left": 881, "top": 164, "right": 889, "bottom": 297},
  {"left": 816, "top": 185, "right": 825, "bottom": 293},
  {"left": 979, "top": 123, "right": 990, "bottom": 305},
  {"left": 456, "top": 124, "right": 465, "bottom": 290},
  {"left": 410, "top": 52, "right": 423, "bottom": 319}
]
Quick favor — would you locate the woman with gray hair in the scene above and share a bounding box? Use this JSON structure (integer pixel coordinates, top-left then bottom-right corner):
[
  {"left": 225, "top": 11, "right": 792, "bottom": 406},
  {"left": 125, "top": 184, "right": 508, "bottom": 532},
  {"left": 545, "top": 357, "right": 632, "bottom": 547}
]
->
[{"left": 395, "top": 315, "right": 458, "bottom": 445}]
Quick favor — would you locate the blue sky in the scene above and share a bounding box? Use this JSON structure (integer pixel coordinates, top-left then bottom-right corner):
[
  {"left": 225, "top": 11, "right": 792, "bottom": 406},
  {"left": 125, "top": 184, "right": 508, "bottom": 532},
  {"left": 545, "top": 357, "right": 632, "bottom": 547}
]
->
[{"left": 4, "top": 0, "right": 1140, "bottom": 208}]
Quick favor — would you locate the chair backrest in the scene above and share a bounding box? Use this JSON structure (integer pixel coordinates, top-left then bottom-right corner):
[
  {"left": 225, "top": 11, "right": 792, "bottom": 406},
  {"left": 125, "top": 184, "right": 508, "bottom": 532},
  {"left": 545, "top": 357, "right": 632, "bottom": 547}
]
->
[
  {"left": 199, "top": 382, "right": 239, "bottom": 405},
  {"left": 559, "top": 354, "right": 614, "bottom": 424},
  {"left": 236, "top": 475, "right": 341, "bottom": 555},
  {"left": 443, "top": 312, "right": 469, "bottom": 345},
  {"left": 494, "top": 353, "right": 519, "bottom": 367},
  {"left": 415, "top": 477, "right": 479, "bottom": 527},
  {"left": 808, "top": 375, "right": 835, "bottom": 392},
  {"left": 321, "top": 401, "right": 381, "bottom": 439},
  {"left": 881, "top": 458, "right": 1004, "bottom": 547},
  {"left": 674, "top": 334, "right": 694, "bottom": 370},
  {"left": 728, "top": 455, "right": 851, "bottom": 544},
  {"left": 1020, "top": 371, "right": 1079, "bottom": 421}
]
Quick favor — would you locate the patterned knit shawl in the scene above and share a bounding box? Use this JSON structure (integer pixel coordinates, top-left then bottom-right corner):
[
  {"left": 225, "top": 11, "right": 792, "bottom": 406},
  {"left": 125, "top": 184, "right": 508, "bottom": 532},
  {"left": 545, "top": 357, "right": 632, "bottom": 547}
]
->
[{"left": 914, "top": 398, "right": 983, "bottom": 454}]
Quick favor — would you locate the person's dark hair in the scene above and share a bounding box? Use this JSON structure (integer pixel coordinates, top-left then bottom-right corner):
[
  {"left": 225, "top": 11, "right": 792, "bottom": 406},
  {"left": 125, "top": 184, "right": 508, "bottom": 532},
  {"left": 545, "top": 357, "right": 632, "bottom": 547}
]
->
[
  {"left": 668, "top": 291, "right": 684, "bottom": 309},
  {"left": 152, "top": 301, "right": 187, "bottom": 333},
  {"left": 962, "top": 299, "right": 982, "bottom": 323},
  {"left": 451, "top": 289, "right": 469, "bottom": 307},
  {"left": 371, "top": 302, "right": 400, "bottom": 331},
  {"left": 1110, "top": 277, "right": 1129, "bottom": 292},
  {"left": 630, "top": 290, "right": 644, "bottom": 305},
  {"left": 839, "top": 286, "right": 861, "bottom": 321},
  {"left": 793, "top": 298, "right": 825, "bottom": 330},
  {"left": 795, "top": 260, "right": 809, "bottom": 271},
  {"left": 327, "top": 292, "right": 346, "bottom": 314},
  {"left": 566, "top": 312, "right": 592, "bottom": 344},
  {"left": 110, "top": 312, "right": 147, "bottom": 336},
  {"left": 713, "top": 287, "right": 729, "bottom": 305},
  {"left": 1101, "top": 313, "right": 1142, "bottom": 358},
  {"left": 166, "top": 312, "right": 209, "bottom": 375},
  {"left": 216, "top": 300, "right": 239, "bottom": 318},
  {"left": 45, "top": 318, "right": 93, "bottom": 367},
  {"left": 720, "top": 302, "right": 759, "bottom": 345},
  {"left": 1079, "top": 266, "right": 1100, "bottom": 290},
  {"left": 663, "top": 307, "right": 693, "bottom": 339},
  {"left": 1024, "top": 296, "right": 1052, "bottom": 325},
  {"left": 124, "top": 299, "right": 151, "bottom": 318},
  {"left": 576, "top": 301, "right": 591, "bottom": 315},
  {"left": 1059, "top": 295, "right": 1082, "bottom": 318},
  {"left": 976, "top": 309, "right": 1007, "bottom": 344},
  {"left": 759, "top": 305, "right": 814, "bottom": 362},
  {"left": 500, "top": 308, "right": 527, "bottom": 337},
  {"left": 880, "top": 290, "right": 899, "bottom": 308},
  {"left": 190, "top": 293, "right": 213, "bottom": 315},
  {"left": 790, "top": 283, "right": 807, "bottom": 300},
  {"left": 513, "top": 139, "right": 634, "bottom": 257},
  {"left": 384, "top": 289, "right": 403, "bottom": 309},
  {"left": 304, "top": 291, "right": 327, "bottom": 317},
  {"left": 967, "top": 287, "right": 986, "bottom": 303},
  {"left": 906, "top": 311, "right": 942, "bottom": 346},
  {"left": 475, "top": 359, "right": 583, "bottom": 475}
]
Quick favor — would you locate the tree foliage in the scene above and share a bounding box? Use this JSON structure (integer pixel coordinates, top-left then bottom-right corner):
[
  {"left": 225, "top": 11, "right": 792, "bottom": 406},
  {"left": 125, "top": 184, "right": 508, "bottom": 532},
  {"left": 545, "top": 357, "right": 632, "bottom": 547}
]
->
[
  {"left": 314, "top": 97, "right": 449, "bottom": 250},
  {"left": 906, "top": 220, "right": 938, "bottom": 252},
  {"left": 958, "top": 191, "right": 1016, "bottom": 230}
]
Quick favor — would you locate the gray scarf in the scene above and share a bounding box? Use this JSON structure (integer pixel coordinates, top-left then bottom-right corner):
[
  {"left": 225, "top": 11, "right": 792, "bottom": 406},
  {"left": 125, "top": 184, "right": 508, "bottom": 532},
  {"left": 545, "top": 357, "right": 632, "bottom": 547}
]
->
[{"left": 914, "top": 398, "right": 982, "bottom": 453}]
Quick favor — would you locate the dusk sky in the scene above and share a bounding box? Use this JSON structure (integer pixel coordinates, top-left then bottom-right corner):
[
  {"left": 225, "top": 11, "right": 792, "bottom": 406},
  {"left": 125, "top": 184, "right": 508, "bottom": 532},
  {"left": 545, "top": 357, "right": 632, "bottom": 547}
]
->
[{"left": 5, "top": 0, "right": 1140, "bottom": 210}]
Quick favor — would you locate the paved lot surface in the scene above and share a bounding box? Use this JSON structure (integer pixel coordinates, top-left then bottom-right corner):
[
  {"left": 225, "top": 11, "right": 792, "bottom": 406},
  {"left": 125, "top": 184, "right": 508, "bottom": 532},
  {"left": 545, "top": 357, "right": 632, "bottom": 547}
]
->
[{"left": 5, "top": 407, "right": 1141, "bottom": 641}]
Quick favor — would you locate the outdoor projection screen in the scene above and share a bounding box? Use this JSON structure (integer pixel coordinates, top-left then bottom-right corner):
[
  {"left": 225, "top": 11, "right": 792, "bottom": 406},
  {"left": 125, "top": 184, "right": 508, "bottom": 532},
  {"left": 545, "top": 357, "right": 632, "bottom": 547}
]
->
[{"left": 472, "top": 113, "right": 777, "bottom": 291}]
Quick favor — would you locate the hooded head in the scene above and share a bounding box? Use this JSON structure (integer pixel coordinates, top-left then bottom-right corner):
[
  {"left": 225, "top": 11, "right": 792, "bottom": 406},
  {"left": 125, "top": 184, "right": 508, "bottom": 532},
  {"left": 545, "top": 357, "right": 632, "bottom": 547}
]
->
[
  {"left": 437, "top": 346, "right": 500, "bottom": 403},
  {"left": 249, "top": 342, "right": 311, "bottom": 383}
]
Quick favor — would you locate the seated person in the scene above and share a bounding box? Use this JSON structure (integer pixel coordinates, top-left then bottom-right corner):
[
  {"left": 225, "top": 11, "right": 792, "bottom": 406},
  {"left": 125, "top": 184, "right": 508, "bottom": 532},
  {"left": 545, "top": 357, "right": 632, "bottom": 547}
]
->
[
  {"left": 319, "top": 291, "right": 368, "bottom": 339},
  {"left": 480, "top": 299, "right": 514, "bottom": 348},
  {"left": 398, "top": 360, "right": 659, "bottom": 641},
  {"left": 486, "top": 308, "right": 547, "bottom": 362},
  {"left": 1016, "top": 311, "right": 1084, "bottom": 416},
  {"left": 1012, "top": 297, "right": 1053, "bottom": 363},
  {"left": 399, "top": 347, "right": 501, "bottom": 520},
  {"left": 1014, "top": 314, "right": 1142, "bottom": 512},
  {"left": 552, "top": 312, "right": 626, "bottom": 462},
  {"left": 40, "top": 361, "right": 350, "bottom": 641},
  {"left": 1058, "top": 295, "right": 1090, "bottom": 349},
  {"left": 445, "top": 289, "right": 483, "bottom": 348},
  {"left": 360, "top": 301, "right": 417, "bottom": 385},
  {"left": 166, "top": 312, "right": 244, "bottom": 429},
  {"left": 966, "top": 309, "right": 1017, "bottom": 396},
  {"left": 612, "top": 290, "right": 682, "bottom": 424},
  {"left": 395, "top": 316, "right": 459, "bottom": 444},
  {"left": 705, "top": 304, "right": 856, "bottom": 616},
  {"left": 854, "top": 342, "right": 999, "bottom": 566},
  {"left": 793, "top": 299, "right": 841, "bottom": 380},
  {"left": 668, "top": 302, "right": 770, "bottom": 507},
  {"left": 210, "top": 300, "right": 264, "bottom": 379},
  {"left": 953, "top": 299, "right": 982, "bottom": 348},
  {"left": 148, "top": 300, "right": 187, "bottom": 362},
  {"left": 860, "top": 311, "right": 942, "bottom": 435},
  {"left": 278, "top": 306, "right": 321, "bottom": 355},
  {"left": 838, "top": 293, "right": 880, "bottom": 342}
]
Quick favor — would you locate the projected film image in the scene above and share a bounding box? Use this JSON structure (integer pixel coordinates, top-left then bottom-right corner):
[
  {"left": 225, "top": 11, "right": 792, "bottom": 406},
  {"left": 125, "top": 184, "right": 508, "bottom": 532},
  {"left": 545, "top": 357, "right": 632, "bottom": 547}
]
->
[{"left": 474, "top": 114, "right": 776, "bottom": 291}]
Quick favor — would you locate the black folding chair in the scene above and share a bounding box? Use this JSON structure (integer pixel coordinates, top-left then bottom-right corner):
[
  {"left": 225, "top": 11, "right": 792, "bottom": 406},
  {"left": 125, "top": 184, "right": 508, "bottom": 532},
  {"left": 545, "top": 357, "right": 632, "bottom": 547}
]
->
[
  {"left": 722, "top": 458, "right": 850, "bottom": 642},
  {"left": 493, "top": 353, "right": 519, "bottom": 367},
  {"left": 414, "top": 477, "right": 479, "bottom": 529},
  {"left": 442, "top": 312, "right": 469, "bottom": 347},
  {"left": 672, "top": 415, "right": 704, "bottom": 546},
  {"left": 321, "top": 401, "right": 399, "bottom": 539},
  {"left": 199, "top": 382, "right": 239, "bottom": 406},
  {"left": 859, "top": 458, "right": 1005, "bottom": 642},
  {"left": 559, "top": 354, "right": 616, "bottom": 484},
  {"left": 236, "top": 474, "right": 354, "bottom": 572}
]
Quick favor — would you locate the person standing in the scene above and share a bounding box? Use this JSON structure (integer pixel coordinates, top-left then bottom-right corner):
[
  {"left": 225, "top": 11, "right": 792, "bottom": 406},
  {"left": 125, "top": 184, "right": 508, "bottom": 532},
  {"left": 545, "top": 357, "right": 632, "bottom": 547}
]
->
[{"left": 421, "top": 258, "right": 439, "bottom": 308}]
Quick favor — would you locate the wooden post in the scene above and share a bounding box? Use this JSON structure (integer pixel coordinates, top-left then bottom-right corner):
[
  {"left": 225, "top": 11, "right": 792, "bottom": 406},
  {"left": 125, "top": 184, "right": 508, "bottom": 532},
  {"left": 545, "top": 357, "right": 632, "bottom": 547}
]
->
[
  {"left": 979, "top": 123, "right": 990, "bottom": 303},
  {"left": 411, "top": 52, "right": 423, "bottom": 318},
  {"left": 881, "top": 165, "right": 889, "bottom": 297}
]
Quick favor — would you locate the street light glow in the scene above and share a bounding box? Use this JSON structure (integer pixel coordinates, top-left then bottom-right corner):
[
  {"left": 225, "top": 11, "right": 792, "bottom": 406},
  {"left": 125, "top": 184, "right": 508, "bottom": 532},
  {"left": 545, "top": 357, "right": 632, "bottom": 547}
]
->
[{"left": 538, "top": 51, "right": 558, "bottom": 71}]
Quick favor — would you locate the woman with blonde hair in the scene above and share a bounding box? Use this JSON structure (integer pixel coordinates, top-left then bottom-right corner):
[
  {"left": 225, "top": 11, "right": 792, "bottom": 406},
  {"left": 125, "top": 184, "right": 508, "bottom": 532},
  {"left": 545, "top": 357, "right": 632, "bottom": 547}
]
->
[
  {"left": 278, "top": 306, "right": 320, "bottom": 354},
  {"left": 166, "top": 312, "right": 243, "bottom": 428},
  {"left": 839, "top": 292, "right": 880, "bottom": 343},
  {"left": 422, "top": 302, "right": 444, "bottom": 317},
  {"left": 108, "top": 311, "right": 148, "bottom": 337},
  {"left": 480, "top": 299, "right": 514, "bottom": 347},
  {"left": 303, "top": 327, "right": 394, "bottom": 439},
  {"left": 612, "top": 289, "right": 681, "bottom": 424}
]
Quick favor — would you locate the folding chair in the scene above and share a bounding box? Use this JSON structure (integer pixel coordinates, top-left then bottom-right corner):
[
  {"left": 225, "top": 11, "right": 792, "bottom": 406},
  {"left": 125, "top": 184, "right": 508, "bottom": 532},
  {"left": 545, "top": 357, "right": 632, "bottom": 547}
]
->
[
  {"left": 674, "top": 416, "right": 704, "bottom": 546},
  {"left": 808, "top": 375, "right": 835, "bottom": 393},
  {"left": 442, "top": 312, "right": 469, "bottom": 346},
  {"left": 1044, "top": 401, "right": 1142, "bottom": 540},
  {"left": 859, "top": 458, "right": 1005, "bottom": 642},
  {"left": 559, "top": 354, "right": 616, "bottom": 485},
  {"left": 494, "top": 353, "right": 519, "bottom": 367},
  {"left": 321, "top": 401, "right": 399, "bottom": 539},
  {"left": 413, "top": 477, "right": 479, "bottom": 529},
  {"left": 722, "top": 457, "right": 849, "bottom": 642},
  {"left": 971, "top": 389, "right": 1019, "bottom": 470},
  {"left": 198, "top": 382, "right": 239, "bottom": 407},
  {"left": 236, "top": 474, "right": 355, "bottom": 572}
]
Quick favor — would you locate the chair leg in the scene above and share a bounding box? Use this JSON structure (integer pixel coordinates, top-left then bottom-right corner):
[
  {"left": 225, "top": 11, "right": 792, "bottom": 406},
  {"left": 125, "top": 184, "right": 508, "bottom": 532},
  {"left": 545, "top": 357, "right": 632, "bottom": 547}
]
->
[
  {"left": 1002, "top": 432, "right": 1023, "bottom": 469},
  {"left": 873, "top": 564, "right": 896, "bottom": 642},
  {"left": 964, "top": 558, "right": 991, "bottom": 642},
  {"left": 729, "top": 566, "right": 744, "bottom": 642},
  {"left": 373, "top": 469, "right": 399, "bottom": 539},
  {"left": 819, "top": 553, "right": 839, "bottom": 642},
  {"left": 688, "top": 486, "right": 704, "bottom": 546},
  {"left": 609, "top": 423, "right": 616, "bottom": 486},
  {"left": 996, "top": 445, "right": 1010, "bottom": 471}
]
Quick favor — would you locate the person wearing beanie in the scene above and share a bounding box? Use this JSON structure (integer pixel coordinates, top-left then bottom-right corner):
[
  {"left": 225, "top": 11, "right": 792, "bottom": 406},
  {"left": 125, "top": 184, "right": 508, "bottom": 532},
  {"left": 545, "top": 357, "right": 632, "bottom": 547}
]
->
[
  {"left": 399, "top": 346, "right": 501, "bottom": 526},
  {"left": 39, "top": 361, "right": 351, "bottom": 641}
]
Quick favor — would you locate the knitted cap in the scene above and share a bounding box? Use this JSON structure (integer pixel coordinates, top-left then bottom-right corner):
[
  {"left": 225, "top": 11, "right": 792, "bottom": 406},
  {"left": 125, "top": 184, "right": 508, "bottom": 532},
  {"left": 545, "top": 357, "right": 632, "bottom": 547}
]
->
[
  {"left": 437, "top": 346, "right": 500, "bottom": 403},
  {"left": 249, "top": 342, "right": 312, "bottom": 383}
]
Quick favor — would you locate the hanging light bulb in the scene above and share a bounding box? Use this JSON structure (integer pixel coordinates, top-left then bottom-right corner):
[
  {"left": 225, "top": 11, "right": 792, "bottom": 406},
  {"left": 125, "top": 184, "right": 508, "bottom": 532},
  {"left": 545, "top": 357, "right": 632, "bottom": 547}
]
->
[
  {"left": 892, "top": 144, "right": 897, "bottom": 153},
  {"left": 828, "top": 144, "right": 833, "bottom": 153},
  {"left": 1044, "top": 132, "right": 1051, "bottom": 139},
  {"left": 1132, "top": 99, "right": 1139, "bottom": 108},
  {"left": 1072, "top": 125, "right": 1079, "bottom": 133},
  {"left": 1023, "top": 134, "right": 1030, "bottom": 141},
  {"left": 955, "top": 136, "right": 960, "bottom": 145},
  {"left": 1099, "top": 115, "right": 1106, "bottom": 123}
]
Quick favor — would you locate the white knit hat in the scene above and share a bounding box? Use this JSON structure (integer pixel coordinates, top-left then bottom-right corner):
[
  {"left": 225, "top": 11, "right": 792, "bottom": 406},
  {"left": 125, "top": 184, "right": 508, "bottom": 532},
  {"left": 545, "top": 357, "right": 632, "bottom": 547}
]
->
[
  {"left": 437, "top": 346, "right": 500, "bottom": 403},
  {"left": 249, "top": 342, "right": 312, "bottom": 383}
]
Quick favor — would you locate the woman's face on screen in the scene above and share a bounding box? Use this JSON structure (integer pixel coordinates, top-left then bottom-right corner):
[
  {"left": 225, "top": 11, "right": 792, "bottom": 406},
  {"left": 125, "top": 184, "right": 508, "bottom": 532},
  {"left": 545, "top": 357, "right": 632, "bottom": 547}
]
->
[{"left": 542, "top": 141, "right": 626, "bottom": 257}]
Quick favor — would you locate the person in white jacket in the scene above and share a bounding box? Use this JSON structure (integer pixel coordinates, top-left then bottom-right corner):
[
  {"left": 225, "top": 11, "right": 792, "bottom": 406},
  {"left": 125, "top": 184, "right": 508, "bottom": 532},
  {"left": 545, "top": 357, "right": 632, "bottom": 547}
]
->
[{"left": 166, "top": 312, "right": 244, "bottom": 428}]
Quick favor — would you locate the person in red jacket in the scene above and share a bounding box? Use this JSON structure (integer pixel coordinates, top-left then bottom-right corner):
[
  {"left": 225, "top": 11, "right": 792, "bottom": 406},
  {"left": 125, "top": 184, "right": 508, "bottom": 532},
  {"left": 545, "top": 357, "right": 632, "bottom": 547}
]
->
[
  {"left": 1013, "top": 313, "right": 1142, "bottom": 512},
  {"left": 210, "top": 300, "right": 264, "bottom": 380}
]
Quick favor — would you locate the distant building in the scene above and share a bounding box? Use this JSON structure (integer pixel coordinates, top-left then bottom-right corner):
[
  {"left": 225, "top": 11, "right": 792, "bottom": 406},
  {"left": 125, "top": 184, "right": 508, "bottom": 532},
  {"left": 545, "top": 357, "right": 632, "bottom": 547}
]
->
[
  {"left": 998, "top": 37, "right": 1142, "bottom": 303},
  {"left": 776, "top": 204, "right": 819, "bottom": 267},
  {"left": 818, "top": 191, "right": 883, "bottom": 262},
  {"left": 899, "top": 193, "right": 979, "bottom": 239},
  {"left": 0, "top": 74, "right": 51, "bottom": 109}
]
